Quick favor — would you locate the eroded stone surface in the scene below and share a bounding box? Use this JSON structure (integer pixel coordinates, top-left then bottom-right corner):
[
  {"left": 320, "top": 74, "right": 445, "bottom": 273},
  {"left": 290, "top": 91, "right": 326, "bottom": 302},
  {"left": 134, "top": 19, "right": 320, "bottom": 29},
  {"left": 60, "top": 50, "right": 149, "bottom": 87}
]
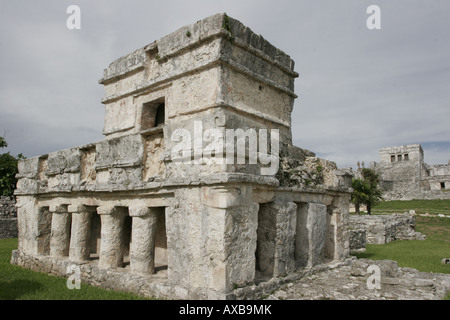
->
[{"left": 266, "top": 259, "right": 450, "bottom": 300}]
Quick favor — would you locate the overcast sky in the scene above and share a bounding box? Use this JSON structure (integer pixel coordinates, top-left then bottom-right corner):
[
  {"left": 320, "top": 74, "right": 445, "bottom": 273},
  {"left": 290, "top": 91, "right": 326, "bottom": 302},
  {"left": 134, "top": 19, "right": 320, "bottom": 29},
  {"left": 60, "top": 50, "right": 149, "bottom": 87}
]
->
[{"left": 1, "top": 0, "right": 449, "bottom": 169}]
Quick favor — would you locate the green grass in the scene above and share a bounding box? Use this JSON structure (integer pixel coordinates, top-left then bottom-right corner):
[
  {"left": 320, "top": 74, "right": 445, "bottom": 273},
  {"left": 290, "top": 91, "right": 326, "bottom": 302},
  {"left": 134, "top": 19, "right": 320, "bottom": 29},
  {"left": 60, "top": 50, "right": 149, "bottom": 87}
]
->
[
  {"left": 372, "top": 199, "right": 450, "bottom": 215},
  {"left": 353, "top": 216, "right": 450, "bottom": 274},
  {"left": 0, "top": 238, "right": 148, "bottom": 300}
]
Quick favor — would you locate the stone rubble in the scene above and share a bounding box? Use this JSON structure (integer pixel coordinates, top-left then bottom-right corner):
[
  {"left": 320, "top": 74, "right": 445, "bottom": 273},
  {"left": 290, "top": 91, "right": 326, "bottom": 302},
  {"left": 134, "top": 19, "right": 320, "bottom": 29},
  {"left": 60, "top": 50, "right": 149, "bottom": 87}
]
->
[
  {"left": 266, "top": 258, "right": 450, "bottom": 300},
  {"left": 349, "top": 212, "right": 426, "bottom": 248}
]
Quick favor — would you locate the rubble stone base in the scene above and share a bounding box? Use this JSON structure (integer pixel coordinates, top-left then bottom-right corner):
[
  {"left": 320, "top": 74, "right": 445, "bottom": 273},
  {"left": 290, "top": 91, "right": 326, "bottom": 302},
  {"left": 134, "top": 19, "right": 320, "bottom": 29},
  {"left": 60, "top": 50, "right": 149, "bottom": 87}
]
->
[{"left": 267, "top": 258, "right": 450, "bottom": 300}]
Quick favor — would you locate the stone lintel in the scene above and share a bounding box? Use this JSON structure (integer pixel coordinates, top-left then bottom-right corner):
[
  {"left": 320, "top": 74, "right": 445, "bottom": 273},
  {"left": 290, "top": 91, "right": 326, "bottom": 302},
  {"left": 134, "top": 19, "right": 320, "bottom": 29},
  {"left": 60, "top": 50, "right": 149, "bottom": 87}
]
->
[
  {"left": 97, "top": 206, "right": 122, "bottom": 216},
  {"left": 128, "top": 206, "right": 151, "bottom": 217},
  {"left": 203, "top": 185, "right": 252, "bottom": 209},
  {"left": 67, "top": 204, "right": 97, "bottom": 213},
  {"left": 49, "top": 204, "right": 68, "bottom": 213}
]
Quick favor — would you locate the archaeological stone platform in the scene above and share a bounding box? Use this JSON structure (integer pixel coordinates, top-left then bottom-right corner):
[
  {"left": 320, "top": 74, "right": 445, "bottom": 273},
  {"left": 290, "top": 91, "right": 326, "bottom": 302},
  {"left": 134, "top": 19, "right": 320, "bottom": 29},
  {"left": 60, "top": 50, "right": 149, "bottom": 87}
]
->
[
  {"left": 372, "top": 144, "right": 450, "bottom": 200},
  {"left": 11, "top": 13, "right": 353, "bottom": 299}
]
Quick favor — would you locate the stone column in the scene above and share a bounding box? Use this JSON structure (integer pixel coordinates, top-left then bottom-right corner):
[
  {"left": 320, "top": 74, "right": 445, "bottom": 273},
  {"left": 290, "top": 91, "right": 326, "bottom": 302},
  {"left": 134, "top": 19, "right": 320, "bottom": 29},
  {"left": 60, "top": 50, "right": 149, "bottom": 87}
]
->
[
  {"left": 295, "top": 202, "right": 327, "bottom": 268},
  {"left": 97, "top": 206, "right": 126, "bottom": 269},
  {"left": 16, "top": 196, "right": 40, "bottom": 255},
  {"left": 257, "top": 201, "right": 297, "bottom": 277},
  {"left": 49, "top": 204, "right": 71, "bottom": 257},
  {"left": 68, "top": 205, "right": 94, "bottom": 262},
  {"left": 203, "top": 185, "right": 259, "bottom": 293},
  {"left": 331, "top": 194, "right": 351, "bottom": 260},
  {"left": 129, "top": 206, "right": 159, "bottom": 274}
]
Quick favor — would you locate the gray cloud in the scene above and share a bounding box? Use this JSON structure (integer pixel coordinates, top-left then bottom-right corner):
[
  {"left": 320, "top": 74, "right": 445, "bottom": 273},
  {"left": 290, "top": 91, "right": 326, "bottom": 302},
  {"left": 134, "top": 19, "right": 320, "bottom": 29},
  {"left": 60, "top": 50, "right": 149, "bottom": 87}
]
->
[{"left": 1, "top": 0, "right": 449, "bottom": 169}]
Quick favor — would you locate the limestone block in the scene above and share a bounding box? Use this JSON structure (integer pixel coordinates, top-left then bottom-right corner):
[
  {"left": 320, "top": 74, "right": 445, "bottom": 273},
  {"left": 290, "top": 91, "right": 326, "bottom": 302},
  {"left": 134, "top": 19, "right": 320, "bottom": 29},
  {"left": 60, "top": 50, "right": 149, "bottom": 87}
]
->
[
  {"left": 106, "top": 167, "right": 143, "bottom": 188},
  {"left": 103, "top": 97, "right": 137, "bottom": 136},
  {"left": 80, "top": 147, "right": 97, "bottom": 183},
  {"left": 47, "top": 172, "right": 80, "bottom": 191},
  {"left": 46, "top": 148, "right": 81, "bottom": 176},
  {"left": 16, "top": 157, "right": 40, "bottom": 179},
  {"left": 142, "top": 133, "right": 166, "bottom": 182},
  {"left": 295, "top": 203, "right": 327, "bottom": 268},
  {"left": 15, "top": 196, "right": 39, "bottom": 253},
  {"left": 165, "top": 188, "right": 203, "bottom": 289},
  {"left": 223, "top": 202, "right": 259, "bottom": 290},
  {"left": 95, "top": 134, "right": 144, "bottom": 169},
  {"left": 157, "top": 13, "right": 223, "bottom": 59},
  {"left": 100, "top": 47, "right": 146, "bottom": 84},
  {"left": 15, "top": 178, "right": 39, "bottom": 195},
  {"left": 167, "top": 186, "right": 259, "bottom": 293},
  {"left": 203, "top": 185, "right": 252, "bottom": 209},
  {"left": 257, "top": 201, "right": 297, "bottom": 276},
  {"left": 351, "top": 259, "right": 400, "bottom": 279},
  {"left": 225, "top": 15, "right": 295, "bottom": 71},
  {"left": 307, "top": 203, "right": 327, "bottom": 266}
]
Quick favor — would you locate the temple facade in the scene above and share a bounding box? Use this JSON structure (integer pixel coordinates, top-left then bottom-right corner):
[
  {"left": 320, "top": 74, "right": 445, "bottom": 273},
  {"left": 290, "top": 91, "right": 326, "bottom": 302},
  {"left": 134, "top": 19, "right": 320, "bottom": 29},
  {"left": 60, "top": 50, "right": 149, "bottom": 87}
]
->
[
  {"left": 373, "top": 144, "right": 450, "bottom": 200},
  {"left": 11, "top": 13, "right": 353, "bottom": 299}
]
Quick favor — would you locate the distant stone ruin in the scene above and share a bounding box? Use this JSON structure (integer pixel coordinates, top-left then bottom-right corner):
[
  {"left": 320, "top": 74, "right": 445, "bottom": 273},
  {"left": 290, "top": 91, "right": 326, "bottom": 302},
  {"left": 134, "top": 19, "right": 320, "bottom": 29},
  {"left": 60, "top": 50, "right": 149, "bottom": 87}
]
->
[
  {"left": 349, "top": 213, "right": 426, "bottom": 250},
  {"left": 0, "top": 196, "right": 17, "bottom": 239},
  {"left": 372, "top": 144, "right": 450, "bottom": 200},
  {"left": 11, "top": 13, "right": 353, "bottom": 300}
]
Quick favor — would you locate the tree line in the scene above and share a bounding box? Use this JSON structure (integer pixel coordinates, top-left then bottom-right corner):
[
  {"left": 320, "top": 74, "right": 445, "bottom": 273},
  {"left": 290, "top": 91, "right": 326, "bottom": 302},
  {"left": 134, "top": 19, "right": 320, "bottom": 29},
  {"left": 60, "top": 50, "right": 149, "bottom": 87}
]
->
[{"left": 0, "top": 137, "right": 25, "bottom": 197}]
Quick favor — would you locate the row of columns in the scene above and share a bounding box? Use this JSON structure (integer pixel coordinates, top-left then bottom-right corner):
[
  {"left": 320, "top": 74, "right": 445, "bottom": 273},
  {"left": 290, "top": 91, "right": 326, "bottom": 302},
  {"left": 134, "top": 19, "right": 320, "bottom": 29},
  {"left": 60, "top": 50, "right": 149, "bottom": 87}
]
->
[
  {"left": 48, "top": 204, "right": 162, "bottom": 274},
  {"left": 256, "top": 201, "right": 338, "bottom": 277}
]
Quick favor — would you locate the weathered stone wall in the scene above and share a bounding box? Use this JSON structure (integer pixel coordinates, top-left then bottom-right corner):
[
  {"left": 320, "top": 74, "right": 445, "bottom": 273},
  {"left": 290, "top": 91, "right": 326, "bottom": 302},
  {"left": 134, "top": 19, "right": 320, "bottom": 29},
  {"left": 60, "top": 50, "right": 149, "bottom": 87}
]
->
[
  {"left": 0, "top": 218, "right": 18, "bottom": 239},
  {"left": 1, "top": 196, "right": 17, "bottom": 217},
  {"left": 349, "top": 229, "right": 366, "bottom": 251},
  {"left": 349, "top": 213, "right": 425, "bottom": 247},
  {"left": 0, "top": 196, "right": 18, "bottom": 239},
  {"left": 373, "top": 144, "right": 450, "bottom": 200}
]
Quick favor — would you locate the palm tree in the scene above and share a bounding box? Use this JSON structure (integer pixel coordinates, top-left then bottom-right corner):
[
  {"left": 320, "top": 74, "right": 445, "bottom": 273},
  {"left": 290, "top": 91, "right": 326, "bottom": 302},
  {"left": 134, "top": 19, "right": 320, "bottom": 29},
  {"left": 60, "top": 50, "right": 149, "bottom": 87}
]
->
[{"left": 351, "top": 167, "right": 383, "bottom": 214}]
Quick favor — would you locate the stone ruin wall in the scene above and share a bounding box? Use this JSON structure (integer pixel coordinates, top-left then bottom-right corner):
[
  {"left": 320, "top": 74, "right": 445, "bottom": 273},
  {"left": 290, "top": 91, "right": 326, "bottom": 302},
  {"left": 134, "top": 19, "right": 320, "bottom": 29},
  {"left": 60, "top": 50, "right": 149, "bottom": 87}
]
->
[
  {"left": 373, "top": 144, "right": 450, "bottom": 201},
  {"left": 349, "top": 213, "right": 426, "bottom": 250},
  {"left": 0, "top": 196, "right": 18, "bottom": 239},
  {"left": 11, "top": 13, "right": 354, "bottom": 300}
]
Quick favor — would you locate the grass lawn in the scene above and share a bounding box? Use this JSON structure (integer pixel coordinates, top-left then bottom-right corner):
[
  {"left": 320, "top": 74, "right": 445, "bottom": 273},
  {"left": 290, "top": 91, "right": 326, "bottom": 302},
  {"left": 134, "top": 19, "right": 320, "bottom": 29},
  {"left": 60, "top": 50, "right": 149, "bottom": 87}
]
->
[
  {"left": 352, "top": 203, "right": 450, "bottom": 299},
  {"left": 371, "top": 199, "right": 450, "bottom": 215},
  {"left": 352, "top": 210, "right": 450, "bottom": 274},
  {"left": 0, "top": 238, "right": 148, "bottom": 300}
]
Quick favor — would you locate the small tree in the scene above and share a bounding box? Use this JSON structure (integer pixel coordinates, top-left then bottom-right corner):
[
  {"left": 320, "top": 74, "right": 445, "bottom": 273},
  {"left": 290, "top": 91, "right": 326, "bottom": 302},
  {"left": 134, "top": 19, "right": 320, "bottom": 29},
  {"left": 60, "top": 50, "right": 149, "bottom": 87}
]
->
[
  {"left": 0, "top": 137, "right": 25, "bottom": 197},
  {"left": 351, "top": 167, "right": 383, "bottom": 214},
  {"left": 351, "top": 178, "right": 370, "bottom": 214}
]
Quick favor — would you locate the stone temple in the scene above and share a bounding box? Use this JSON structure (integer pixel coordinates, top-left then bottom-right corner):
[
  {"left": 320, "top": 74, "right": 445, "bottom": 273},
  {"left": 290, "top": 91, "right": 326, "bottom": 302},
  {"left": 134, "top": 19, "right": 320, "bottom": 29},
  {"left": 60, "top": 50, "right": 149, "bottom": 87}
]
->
[
  {"left": 11, "top": 13, "right": 353, "bottom": 299},
  {"left": 372, "top": 144, "right": 450, "bottom": 200}
]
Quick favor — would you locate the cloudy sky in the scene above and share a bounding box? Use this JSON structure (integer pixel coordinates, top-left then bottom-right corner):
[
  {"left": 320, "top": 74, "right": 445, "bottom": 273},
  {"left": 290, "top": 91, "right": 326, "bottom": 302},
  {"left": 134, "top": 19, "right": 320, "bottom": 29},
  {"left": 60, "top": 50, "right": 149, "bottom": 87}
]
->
[{"left": 1, "top": 0, "right": 449, "bottom": 169}]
